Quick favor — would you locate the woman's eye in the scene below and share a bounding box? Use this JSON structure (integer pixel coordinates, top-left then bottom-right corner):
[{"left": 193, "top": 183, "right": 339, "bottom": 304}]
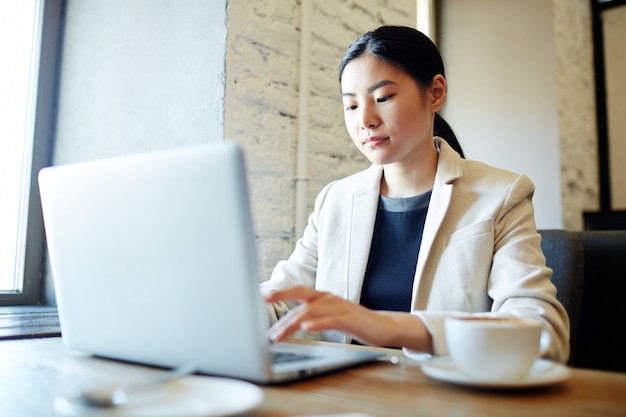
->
[
  {"left": 377, "top": 94, "right": 394, "bottom": 103},
  {"left": 344, "top": 105, "right": 357, "bottom": 111}
]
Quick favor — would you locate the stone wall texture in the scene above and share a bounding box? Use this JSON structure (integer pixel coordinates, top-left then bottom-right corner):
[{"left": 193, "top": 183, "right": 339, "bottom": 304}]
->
[
  {"left": 225, "top": 0, "right": 416, "bottom": 280},
  {"left": 553, "top": 0, "right": 599, "bottom": 229}
]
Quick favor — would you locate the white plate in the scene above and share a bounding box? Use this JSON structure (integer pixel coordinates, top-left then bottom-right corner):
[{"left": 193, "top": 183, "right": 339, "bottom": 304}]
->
[
  {"left": 54, "top": 375, "right": 264, "bottom": 417},
  {"left": 422, "top": 358, "right": 571, "bottom": 389}
]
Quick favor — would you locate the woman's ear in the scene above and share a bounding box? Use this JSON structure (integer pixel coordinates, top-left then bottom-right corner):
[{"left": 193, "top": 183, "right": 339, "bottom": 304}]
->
[{"left": 431, "top": 74, "right": 447, "bottom": 112}]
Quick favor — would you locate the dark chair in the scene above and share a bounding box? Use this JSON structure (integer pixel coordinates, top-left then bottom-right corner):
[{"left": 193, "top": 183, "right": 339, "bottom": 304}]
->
[
  {"left": 576, "top": 230, "right": 626, "bottom": 373},
  {"left": 539, "top": 229, "right": 585, "bottom": 367}
]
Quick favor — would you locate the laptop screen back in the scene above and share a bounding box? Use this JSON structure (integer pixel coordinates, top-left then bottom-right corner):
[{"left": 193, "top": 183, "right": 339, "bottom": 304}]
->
[{"left": 39, "top": 142, "right": 272, "bottom": 380}]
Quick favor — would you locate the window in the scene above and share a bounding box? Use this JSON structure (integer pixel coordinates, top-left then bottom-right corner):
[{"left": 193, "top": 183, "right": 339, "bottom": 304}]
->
[
  {"left": 0, "top": 0, "right": 41, "bottom": 301},
  {"left": 0, "top": 0, "right": 63, "bottom": 306}
]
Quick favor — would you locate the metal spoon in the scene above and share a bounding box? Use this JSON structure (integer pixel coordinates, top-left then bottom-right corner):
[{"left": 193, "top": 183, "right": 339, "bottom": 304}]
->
[{"left": 69, "top": 363, "right": 196, "bottom": 408}]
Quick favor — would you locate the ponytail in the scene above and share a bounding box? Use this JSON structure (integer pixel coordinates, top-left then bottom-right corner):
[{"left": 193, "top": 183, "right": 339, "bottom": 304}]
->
[{"left": 434, "top": 113, "right": 465, "bottom": 159}]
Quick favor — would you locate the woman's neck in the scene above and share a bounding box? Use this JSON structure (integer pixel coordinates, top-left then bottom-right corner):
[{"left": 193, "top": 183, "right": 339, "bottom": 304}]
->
[{"left": 380, "top": 145, "right": 438, "bottom": 198}]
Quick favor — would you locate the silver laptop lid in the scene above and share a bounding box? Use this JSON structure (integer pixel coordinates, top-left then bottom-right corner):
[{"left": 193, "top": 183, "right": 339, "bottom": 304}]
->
[{"left": 39, "top": 141, "right": 272, "bottom": 381}]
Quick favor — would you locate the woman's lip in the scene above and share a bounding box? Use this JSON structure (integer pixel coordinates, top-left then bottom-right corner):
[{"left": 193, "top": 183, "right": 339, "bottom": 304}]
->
[{"left": 363, "top": 136, "right": 389, "bottom": 147}]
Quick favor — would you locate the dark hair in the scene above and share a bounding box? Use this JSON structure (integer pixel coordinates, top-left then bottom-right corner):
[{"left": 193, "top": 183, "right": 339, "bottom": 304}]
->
[{"left": 339, "top": 26, "right": 464, "bottom": 158}]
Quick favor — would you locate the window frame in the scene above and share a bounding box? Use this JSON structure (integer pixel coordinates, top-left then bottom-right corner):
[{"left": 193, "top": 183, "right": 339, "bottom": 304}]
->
[
  {"left": 591, "top": 0, "right": 626, "bottom": 212},
  {"left": 0, "top": 0, "right": 65, "bottom": 306}
]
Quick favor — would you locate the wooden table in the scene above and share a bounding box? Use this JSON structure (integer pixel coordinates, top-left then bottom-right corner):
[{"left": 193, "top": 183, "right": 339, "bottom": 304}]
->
[{"left": 1, "top": 337, "right": 625, "bottom": 417}]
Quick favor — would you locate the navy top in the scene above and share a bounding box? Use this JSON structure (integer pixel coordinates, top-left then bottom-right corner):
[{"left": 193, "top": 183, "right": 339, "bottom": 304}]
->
[{"left": 359, "top": 190, "right": 431, "bottom": 312}]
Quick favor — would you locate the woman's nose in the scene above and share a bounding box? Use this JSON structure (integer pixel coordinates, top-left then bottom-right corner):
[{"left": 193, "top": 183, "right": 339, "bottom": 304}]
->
[{"left": 359, "top": 105, "right": 380, "bottom": 129}]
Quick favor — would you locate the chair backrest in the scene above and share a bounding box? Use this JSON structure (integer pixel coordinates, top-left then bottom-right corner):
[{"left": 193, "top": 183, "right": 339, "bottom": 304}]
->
[
  {"left": 539, "top": 229, "right": 585, "bottom": 366},
  {"left": 576, "top": 230, "right": 626, "bottom": 373}
]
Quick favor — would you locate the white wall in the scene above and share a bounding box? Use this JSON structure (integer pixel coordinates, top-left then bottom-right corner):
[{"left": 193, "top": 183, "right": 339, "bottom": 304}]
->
[
  {"left": 46, "top": 0, "right": 227, "bottom": 304},
  {"left": 439, "top": 0, "right": 563, "bottom": 229},
  {"left": 53, "top": 0, "right": 227, "bottom": 165}
]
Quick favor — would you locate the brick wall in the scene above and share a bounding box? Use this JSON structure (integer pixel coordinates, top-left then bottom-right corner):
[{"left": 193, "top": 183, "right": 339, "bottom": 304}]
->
[{"left": 224, "top": 0, "right": 416, "bottom": 280}]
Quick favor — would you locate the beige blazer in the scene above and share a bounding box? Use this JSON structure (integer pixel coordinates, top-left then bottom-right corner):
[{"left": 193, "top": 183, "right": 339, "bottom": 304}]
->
[{"left": 262, "top": 138, "right": 570, "bottom": 363}]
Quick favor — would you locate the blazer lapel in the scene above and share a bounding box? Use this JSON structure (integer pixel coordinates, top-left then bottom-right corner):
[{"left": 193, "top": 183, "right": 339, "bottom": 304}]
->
[
  {"left": 346, "top": 166, "right": 382, "bottom": 303},
  {"left": 412, "top": 138, "right": 464, "bottom": 308}
]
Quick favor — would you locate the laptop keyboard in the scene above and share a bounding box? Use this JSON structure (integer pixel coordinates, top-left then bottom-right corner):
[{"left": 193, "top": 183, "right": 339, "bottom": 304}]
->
[{"left": 271, "top": 351, "right": 321, "bottom": 364}]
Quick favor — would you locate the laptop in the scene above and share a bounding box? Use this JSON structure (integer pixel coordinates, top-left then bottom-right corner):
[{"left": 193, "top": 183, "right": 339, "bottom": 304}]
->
[{"left": 38, "top": 141, "right": 383, "bottom": 384}]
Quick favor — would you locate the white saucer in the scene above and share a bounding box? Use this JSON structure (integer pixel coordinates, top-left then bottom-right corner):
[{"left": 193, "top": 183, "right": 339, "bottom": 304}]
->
[
  {"left": 54, "top": 375, "right": 264, "bottom": 416},
  {"left": 422, "top": 358, "right": 571, "bottom": 389}
]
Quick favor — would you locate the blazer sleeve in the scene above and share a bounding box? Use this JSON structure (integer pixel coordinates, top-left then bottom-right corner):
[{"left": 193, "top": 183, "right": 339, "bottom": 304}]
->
[
  {"left": 406, "top": 174, "right": 570, "bottom": 364},
  {"left": 259, "top": 181, "right": 334, "bottom": 325}
]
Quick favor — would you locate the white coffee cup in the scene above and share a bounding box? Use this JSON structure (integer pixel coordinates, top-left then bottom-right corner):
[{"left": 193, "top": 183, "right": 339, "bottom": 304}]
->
[{"left": 444, "top": 317, "right": 549, "bottom": 382}]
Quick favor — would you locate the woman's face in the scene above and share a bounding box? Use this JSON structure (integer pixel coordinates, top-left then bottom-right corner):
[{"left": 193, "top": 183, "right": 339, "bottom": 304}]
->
[{"left": 340, "top": 54, "right": 443, "bottom": 167}]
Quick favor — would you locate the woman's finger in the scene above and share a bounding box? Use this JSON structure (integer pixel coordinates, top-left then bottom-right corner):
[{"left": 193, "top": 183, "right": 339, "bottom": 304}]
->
[
  {"left": 264, "top": 286, "right": 324, "bottom": 304},
  {"left": 267, "top": 304, "right": 310, "bottom": 342}
]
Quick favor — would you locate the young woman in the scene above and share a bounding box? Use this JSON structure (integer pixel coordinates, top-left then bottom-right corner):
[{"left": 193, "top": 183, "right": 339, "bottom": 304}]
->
[{"left": 261, "top": 26, "right": 569, "bottom": 363}]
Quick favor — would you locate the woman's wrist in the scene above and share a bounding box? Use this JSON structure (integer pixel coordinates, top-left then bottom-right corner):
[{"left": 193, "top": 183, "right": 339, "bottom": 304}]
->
[{"left": 378, "top": 311, "right": 433, "bottom": 353}]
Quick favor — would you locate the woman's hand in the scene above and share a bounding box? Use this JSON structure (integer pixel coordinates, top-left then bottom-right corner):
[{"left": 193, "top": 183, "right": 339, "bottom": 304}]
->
[{"left": 264, "top": 286, "right": 433, "bottom": 352}]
